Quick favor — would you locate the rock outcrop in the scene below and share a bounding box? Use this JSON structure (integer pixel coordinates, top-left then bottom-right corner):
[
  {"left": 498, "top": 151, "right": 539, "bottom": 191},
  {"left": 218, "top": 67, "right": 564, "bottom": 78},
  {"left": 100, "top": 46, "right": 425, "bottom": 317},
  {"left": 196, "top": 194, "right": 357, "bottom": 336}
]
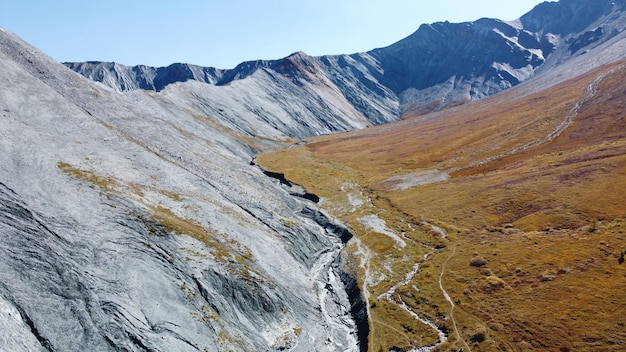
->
[{"left": 0, "top": 27, "right": 364, "bottom": 351}]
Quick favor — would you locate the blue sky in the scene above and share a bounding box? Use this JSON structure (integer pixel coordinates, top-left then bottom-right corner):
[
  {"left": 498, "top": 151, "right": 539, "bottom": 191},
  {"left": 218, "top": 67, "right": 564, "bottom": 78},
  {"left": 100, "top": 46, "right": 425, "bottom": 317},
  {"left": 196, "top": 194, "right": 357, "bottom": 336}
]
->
[{"left": 1, "top": 0, "right": 546, "bottom": 68}]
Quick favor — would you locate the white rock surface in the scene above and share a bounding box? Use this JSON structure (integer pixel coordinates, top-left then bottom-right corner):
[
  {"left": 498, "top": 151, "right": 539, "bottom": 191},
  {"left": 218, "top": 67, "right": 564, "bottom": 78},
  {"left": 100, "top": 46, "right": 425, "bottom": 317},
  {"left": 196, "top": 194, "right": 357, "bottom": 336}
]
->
[{"left": 0, "top": 28, "right": 366, "bottom": 352}]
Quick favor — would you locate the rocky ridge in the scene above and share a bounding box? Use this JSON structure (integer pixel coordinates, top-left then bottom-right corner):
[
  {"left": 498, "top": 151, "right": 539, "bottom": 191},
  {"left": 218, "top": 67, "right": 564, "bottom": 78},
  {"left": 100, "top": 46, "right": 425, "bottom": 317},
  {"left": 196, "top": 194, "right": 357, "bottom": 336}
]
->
[{"left": 67, "top": 0, "right": 626, "bottom": 126}]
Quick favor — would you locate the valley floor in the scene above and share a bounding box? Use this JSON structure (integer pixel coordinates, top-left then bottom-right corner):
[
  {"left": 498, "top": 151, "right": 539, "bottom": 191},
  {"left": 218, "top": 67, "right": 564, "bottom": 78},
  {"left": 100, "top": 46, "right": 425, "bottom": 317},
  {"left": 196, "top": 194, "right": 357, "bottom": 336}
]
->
[{"left": 257, "top": 61, "right": 626, "bottom": 351}]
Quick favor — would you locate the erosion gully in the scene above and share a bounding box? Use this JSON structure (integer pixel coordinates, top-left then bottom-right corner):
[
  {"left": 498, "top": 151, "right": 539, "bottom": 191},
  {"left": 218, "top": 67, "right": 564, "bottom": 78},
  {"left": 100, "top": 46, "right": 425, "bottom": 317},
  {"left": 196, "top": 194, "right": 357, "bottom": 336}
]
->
[
  {"left": 371, "top": 221, "right": 454, "bottom": 352},
  {"left": 259, "top": 166, "right": 369, "bottom": 352},
  {"left": 258, "top": 163, "right": 465, "bottom": 351}
]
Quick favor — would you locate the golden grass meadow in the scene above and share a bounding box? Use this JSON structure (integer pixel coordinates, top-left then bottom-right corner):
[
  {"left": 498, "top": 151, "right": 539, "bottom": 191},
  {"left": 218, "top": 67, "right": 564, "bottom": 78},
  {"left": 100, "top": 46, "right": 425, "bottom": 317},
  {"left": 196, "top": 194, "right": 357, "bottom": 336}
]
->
[{"left": 258, "top": 61, "right": 626, "bottom": 351}]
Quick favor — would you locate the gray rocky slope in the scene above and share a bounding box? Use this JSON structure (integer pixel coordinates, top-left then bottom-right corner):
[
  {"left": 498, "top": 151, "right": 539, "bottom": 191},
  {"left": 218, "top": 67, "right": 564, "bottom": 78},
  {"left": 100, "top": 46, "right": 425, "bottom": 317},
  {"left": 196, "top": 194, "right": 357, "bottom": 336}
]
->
[
  {"left": 2, "top": 0, "right": 626, "bottom": 351},
  {"left": 0, "top": 26, "right": 367, "bottom": 351},
  {"left": 67, "top": 0, "right": 626, "bottom": 126}
]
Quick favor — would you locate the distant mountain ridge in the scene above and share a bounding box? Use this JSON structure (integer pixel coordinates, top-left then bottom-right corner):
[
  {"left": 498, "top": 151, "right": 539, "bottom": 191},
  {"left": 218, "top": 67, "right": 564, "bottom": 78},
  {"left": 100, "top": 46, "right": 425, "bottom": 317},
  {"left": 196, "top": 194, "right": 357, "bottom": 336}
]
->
[
  {"left": 66, "top": 0, "right": 626, "bottom": 126},
  {"left": 64, "top": 61, "right": 225, "bottom": 91}
]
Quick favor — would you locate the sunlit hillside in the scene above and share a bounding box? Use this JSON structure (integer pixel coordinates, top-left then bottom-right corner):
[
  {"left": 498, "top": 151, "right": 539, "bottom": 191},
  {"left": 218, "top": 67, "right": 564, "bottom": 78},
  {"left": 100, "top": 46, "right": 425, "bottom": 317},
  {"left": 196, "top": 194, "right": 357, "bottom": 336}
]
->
[{"left": 258, "top": 60, "right": 626, "bottom": 351}]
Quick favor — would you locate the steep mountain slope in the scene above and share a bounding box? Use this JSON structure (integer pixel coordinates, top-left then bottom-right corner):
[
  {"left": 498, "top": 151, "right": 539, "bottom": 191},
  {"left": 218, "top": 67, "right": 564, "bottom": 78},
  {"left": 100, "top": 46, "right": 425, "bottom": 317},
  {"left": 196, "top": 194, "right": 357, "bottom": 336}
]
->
[
  {"left": 67, "top": 0, "right": 626, "bottom": 127},
  {"left": 68, "top": 52, "right": 401, "bottom": 139},
  {"left": 258, "top": 44, "right": 626, "bottom": 352},
  {"left": 0, "top": 27, "right": 368, "bottom": 352},
  {"left": 366, "top": 17, "right": 550, "bottom": 113}
]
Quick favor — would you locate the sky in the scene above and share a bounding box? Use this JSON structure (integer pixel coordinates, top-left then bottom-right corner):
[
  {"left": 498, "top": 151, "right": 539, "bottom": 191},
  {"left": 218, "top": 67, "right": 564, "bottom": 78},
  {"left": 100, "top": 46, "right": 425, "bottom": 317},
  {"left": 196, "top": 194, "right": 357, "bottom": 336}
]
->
[{"left": 0, "top": 0, "right": 546, "bottom": 69}]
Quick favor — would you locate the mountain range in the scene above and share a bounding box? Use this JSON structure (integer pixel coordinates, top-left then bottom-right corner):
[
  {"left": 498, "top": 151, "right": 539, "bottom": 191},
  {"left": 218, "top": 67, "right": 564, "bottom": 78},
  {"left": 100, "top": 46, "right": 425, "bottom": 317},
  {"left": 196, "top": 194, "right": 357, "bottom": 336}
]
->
[
  {"left": 66, "top": 0, "right": 626, "bottom": 129},
  {"left": 1, "top": 0, "right": 626, "bottom": 351}
]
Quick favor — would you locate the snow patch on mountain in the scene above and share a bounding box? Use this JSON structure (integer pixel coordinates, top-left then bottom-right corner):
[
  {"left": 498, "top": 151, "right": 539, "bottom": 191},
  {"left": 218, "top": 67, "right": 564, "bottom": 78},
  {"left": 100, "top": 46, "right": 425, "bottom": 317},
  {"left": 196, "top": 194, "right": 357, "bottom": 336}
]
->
[{"left": 492, "top": 62, "right": 536, "bottom": 82}]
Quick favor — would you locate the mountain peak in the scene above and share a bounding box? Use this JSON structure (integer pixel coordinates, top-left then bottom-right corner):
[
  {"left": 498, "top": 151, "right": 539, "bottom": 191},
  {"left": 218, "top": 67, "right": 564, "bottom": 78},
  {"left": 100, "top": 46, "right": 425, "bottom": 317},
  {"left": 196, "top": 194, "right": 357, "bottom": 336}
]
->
[
  {"left": 274, "top": 51, "right": 318, "bottom": 77},
  {"left": 521, "top": 0, "right": 626, "bottom": 34},
  {"left": 286, "top": 51, "right": 309, "bottom": 59}
]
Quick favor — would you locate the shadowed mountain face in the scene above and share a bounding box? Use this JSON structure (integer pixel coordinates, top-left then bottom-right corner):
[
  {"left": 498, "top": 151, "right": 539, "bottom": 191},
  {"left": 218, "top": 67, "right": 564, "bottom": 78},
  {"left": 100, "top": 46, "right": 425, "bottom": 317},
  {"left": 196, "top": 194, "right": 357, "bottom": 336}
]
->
[
  {"left": 520, "top": 0, "right": 626, "bottom": 35},
  {"left": 67, "top": 0, "right": 626, "bottom": 124}
]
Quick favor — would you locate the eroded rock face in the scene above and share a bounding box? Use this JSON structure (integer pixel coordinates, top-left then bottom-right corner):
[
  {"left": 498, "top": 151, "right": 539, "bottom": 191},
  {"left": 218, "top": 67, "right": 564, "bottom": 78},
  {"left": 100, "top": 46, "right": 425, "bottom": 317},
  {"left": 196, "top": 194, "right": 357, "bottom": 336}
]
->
[{"left": 0, "top": 28, "right": 365, "bottom": 351}]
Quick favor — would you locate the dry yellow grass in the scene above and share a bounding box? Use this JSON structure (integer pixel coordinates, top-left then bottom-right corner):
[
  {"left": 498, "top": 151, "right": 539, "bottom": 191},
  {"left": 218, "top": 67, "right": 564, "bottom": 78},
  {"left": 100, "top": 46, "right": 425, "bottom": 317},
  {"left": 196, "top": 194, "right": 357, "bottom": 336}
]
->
[
  {"left": 57, "top": 161, "right": 251, "bottom": 265},
  {"left": 258, "top": 61, "right": 626, "bottom": 351}
]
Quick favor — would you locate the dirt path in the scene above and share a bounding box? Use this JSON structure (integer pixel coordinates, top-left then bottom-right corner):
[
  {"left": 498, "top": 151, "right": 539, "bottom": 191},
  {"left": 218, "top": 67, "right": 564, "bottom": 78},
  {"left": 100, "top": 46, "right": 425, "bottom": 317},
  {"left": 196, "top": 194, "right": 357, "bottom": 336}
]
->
[
  {"left": 462, "top": 65, "right": 622, "bottom": 170},
  {"left": 439, "top": 244, "right": 471, "bottom": 352},
  {"left": 374, "top": 249, "right": 449, "bottom": 350},
  {"left": 382, "top": 65, "right": 625, "bottom": 191},
  {"left": 362, "top": 221, "right": 476, "bottom": 351}
]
